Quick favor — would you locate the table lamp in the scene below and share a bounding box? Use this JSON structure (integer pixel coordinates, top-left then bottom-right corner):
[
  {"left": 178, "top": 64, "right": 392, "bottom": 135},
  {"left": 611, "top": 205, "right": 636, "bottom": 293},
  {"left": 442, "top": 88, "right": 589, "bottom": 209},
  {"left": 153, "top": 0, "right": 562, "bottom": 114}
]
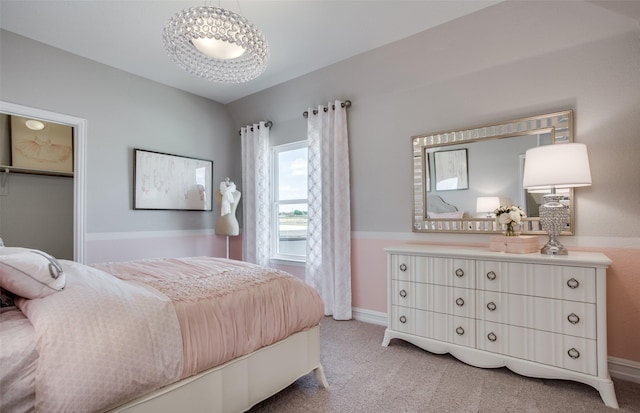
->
[
  {"left": 522, "top": 143, "right": 592, "bottom": 255},
  {"left": 476, "top": 196, "right": 500, "bottom": 218}
]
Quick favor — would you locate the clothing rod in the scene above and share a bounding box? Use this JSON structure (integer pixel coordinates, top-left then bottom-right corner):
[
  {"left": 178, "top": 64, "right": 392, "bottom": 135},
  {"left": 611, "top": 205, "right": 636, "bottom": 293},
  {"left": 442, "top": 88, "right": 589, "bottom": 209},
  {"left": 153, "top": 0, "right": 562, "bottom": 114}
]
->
[
  {"left": 238, "top": 120, "right": 273, "bottom": 135},
  {"left": 303, "top": 100, "right": 351, "bottom": 118}
]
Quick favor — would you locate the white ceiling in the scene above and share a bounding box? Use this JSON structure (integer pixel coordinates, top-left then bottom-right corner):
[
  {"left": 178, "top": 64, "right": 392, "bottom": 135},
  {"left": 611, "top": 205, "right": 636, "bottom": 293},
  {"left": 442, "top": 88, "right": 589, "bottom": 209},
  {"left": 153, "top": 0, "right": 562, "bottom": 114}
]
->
[
  {"left": 2, "top": 1, "right": 638, "bottom": 105},
  {"left": 0, "top": 0, "right": 503, "bottom": 104}
]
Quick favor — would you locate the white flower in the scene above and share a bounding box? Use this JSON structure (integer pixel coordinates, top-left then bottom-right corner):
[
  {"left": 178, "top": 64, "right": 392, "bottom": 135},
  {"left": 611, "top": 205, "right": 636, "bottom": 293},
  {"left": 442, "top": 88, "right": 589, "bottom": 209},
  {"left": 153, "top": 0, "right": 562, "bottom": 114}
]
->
[
  {"left": 498, "top": 214, "right": 511, "bottom": 225},
  {"left": 494, "top": 205, "right": 526, "bottom": 225}
]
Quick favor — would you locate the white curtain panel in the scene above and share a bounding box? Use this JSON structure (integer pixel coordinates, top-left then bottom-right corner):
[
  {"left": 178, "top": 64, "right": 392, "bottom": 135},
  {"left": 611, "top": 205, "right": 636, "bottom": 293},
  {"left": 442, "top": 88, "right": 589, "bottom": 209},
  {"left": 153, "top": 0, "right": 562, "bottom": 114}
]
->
[
  {"left": 240, "top": 121, "right": 270, "bottom": 267},
  {"left": 306, "top": 101, "right": 352, "bottom": 320}
]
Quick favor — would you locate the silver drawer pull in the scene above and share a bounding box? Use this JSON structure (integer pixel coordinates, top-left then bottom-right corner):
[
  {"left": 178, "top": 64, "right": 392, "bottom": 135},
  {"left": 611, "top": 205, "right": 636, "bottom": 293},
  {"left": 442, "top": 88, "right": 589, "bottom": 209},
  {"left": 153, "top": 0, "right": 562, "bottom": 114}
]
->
[
  {"left": 567, "top": 348, "right": 580, "bottom": 359},
  {"left": 399, "top": 289, "right": 407, "bottom": 298},
  {"left": 486, "top": 271, "right": 497, "bottom": 281},
  {"left": 456, "top": 326, "right": 464, "bottom": 336},
  {"left": 455, "top": 268, "right": 464, "bottom": 277},
  {"left": 487, "top": 332, "right": 497, "bottom": 342},
  {"left": 487, "top": 302, "right": 497, "bottom": 311},
  {"left": 455, "top": 297, "right": 465, "bottom": 307},
  {"left": 567, "top": 278, "right": 579, "bottom": 289},
  {"left": 567, "top": 313, "right": 580, "bottom": 324},
  {"left": 400, "top": 263, "right": 407, "bottom": 272},
  {"left": 399, "top": 315, "right": 407, "bottom": 324}
]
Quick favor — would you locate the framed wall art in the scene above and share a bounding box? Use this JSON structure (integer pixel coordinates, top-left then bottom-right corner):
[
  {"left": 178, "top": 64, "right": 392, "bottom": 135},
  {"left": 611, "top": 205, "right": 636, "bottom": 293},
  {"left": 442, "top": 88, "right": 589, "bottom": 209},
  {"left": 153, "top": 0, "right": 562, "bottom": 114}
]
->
[
  {"left": 10, "top": 116, "right": 74, "bottom": 174},
  {"left": 134, "top": 148, "right": 213, "bottom": 211},
  {"left": 434, "top": 148, "right": 469, "bottom": 191}
]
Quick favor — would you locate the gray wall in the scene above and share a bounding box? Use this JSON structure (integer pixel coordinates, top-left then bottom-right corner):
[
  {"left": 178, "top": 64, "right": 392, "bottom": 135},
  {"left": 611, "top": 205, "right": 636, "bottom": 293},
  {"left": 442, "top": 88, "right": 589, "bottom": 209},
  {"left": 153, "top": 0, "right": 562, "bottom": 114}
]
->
[
  {"left": 227, "top": 1, "right": 640, "bottom": 238},
  {"left": 0, "top": 174, "right": 73, "bottom": 258},
  {"left": 0, "top": 30, "right": 237, "bottom": 238},
  {"left": 1, "top": 1, "right": 639, "bottom": 246}
]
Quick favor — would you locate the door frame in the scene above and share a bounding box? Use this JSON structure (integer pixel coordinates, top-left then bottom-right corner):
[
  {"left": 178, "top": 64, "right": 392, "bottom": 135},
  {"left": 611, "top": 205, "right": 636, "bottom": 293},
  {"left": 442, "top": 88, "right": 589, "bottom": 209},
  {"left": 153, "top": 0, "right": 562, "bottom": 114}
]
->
[{"left": 0, "top": 100, "right": 87, "bottom": 263}]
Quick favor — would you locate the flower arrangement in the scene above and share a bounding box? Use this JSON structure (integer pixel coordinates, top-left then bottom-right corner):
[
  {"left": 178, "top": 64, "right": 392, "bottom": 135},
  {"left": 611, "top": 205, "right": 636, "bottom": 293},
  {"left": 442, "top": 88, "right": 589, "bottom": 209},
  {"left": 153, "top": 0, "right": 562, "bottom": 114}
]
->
[{"left": 494, "top": 205, "right": 527, "bottom": 236}]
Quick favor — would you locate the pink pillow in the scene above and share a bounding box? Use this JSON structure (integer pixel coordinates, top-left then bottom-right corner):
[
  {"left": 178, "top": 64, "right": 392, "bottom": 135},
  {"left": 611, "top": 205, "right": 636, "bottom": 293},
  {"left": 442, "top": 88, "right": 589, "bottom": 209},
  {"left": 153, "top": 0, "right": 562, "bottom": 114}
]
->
[
  {"left": 0, "top": 248, "right": 65, "bottom": 299},
  {"left": 428, "top": 211, "right": 464, "bottom": 219}
]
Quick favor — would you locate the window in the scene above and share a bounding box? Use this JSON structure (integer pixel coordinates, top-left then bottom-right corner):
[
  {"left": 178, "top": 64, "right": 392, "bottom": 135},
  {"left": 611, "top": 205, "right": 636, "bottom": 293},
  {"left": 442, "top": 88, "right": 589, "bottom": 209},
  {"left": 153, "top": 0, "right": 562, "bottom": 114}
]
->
[{"left": 271, "top": 141, "right": 308, "bottom": 262}]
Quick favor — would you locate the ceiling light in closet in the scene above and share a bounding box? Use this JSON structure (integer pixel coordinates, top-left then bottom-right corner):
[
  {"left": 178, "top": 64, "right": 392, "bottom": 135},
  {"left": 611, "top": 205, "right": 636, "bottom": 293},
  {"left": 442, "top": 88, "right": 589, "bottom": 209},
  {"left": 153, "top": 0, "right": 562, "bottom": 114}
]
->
[{"left": 25, "top": 119, "right": 46, "bottom": 130}]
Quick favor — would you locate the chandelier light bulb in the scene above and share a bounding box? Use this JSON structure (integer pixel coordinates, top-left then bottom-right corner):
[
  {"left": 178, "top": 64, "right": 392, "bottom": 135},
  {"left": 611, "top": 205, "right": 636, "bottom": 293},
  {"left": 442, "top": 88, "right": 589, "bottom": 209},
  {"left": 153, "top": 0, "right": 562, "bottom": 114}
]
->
[
  {"left": 163, "top": 6, "right": 269, "bottom": 83},
  {"left": 191, "top": 37, "right": 246, "bottom": 60}
]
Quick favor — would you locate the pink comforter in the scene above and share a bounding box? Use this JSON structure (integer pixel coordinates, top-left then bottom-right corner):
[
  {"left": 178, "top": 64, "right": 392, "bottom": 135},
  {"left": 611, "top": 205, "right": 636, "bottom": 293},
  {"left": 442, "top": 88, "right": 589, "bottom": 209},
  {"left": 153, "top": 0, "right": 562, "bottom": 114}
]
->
[{"left": 92, "top": 257, "right": 325, "bottom": 378}]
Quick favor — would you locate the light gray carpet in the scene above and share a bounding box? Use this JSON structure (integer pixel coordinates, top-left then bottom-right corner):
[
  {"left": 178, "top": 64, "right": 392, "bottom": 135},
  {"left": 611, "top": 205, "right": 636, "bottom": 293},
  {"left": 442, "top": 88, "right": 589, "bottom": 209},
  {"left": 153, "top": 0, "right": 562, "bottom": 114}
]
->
[{"left": 249, "top": 318, "right": 640, "bottom": 412}]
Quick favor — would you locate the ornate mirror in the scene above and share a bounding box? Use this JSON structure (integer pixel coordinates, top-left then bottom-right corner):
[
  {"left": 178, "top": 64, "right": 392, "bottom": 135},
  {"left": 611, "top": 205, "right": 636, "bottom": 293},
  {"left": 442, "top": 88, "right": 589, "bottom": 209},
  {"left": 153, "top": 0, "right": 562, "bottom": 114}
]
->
[{"left": 412, "top": 110, "right": 574, "bottom": 235}]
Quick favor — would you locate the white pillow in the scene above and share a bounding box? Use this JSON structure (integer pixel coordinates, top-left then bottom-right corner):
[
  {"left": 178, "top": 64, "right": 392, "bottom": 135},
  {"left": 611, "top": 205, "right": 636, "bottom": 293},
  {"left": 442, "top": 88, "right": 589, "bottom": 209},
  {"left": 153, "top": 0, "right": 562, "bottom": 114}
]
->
[
  {"left": 428, "top": 211, "right": 464, "bottom": 219},
  {"left": 0, "top": 248, "right": 66, "bottom": 299}
]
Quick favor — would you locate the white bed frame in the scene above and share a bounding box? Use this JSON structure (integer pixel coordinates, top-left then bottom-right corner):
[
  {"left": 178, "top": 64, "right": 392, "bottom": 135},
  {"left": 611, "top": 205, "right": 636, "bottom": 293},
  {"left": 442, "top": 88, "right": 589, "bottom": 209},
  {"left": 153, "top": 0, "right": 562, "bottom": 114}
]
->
[{"left": 109, "top": 325, "right": 328, "bottom": 413}]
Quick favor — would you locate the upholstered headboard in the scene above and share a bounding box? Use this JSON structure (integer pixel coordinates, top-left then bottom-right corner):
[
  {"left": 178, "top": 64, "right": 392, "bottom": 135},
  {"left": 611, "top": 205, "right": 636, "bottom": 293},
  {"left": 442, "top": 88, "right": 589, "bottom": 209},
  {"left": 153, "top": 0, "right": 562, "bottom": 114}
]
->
[
  {"left": 427, "top": 195, "right": 458, "bottom": 213},
  {"left": 426, "top": 195, "right": 464, "bottom": 219}
]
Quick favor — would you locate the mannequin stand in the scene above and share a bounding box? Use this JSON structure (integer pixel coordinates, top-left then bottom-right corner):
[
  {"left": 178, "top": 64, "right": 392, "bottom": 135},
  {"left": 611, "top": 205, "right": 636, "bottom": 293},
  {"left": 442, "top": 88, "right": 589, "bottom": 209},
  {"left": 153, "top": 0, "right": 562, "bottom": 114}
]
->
[{"left": 225, "top": 235, "right": 230, "bottom": 259}]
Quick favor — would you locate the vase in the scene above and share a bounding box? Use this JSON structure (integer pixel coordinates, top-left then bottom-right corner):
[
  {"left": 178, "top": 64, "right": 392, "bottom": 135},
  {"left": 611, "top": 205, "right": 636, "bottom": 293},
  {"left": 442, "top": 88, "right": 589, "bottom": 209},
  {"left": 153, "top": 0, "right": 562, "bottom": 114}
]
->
[{"left": 502, "top": 222, "right": 521, "bottom": 237}]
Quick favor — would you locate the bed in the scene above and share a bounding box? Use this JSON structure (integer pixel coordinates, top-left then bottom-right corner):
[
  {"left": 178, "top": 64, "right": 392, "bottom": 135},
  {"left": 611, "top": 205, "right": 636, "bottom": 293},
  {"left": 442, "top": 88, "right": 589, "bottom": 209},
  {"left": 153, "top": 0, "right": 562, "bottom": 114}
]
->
[{"left": 0, "top": 247, "right": 328, "bottom": 413}]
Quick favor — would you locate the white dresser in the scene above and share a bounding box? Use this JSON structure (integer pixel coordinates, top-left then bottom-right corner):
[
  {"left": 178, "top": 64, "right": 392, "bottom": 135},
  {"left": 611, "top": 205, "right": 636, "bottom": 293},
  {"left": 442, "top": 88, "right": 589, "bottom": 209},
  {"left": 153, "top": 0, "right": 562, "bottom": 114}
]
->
[{"left": 382, "top": 245, "right": 618, "bottom": 408}]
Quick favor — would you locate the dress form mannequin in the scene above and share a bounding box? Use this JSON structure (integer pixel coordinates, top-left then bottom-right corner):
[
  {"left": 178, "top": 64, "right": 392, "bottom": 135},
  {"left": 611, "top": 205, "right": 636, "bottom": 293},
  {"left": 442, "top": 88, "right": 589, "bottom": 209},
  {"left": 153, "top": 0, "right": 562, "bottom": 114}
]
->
[
  {"left": 215, "top": 189, "right": 241, "bottom": 236},
  {"left": 215, "top": 179, "right": 241, "bottom": 258}
]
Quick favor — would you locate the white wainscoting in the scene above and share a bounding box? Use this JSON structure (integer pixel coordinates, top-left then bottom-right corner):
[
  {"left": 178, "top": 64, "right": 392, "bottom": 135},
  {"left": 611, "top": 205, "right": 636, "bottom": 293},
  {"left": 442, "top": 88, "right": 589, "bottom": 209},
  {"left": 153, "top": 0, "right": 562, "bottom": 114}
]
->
[{"left": 85, "top": 230, "right": 229, "bottom": 264}]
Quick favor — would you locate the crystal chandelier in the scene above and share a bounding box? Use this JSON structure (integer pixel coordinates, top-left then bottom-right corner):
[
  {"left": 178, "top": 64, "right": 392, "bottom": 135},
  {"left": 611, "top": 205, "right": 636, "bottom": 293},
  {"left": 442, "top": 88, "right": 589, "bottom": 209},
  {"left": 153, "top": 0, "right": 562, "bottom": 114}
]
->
[{"left": 163, "top": 6, "right": 269, "bottom": 83}]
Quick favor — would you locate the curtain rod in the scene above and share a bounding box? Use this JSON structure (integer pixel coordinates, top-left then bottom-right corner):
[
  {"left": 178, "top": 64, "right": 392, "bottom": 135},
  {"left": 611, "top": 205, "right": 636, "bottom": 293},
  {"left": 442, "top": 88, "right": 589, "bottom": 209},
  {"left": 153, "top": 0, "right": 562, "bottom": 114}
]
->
[
  {"left": 238, "top": 120, "right": 273, "bottom": 135},
  {"left": 303, "top": 100, "right": 351, "bottom": 118}
]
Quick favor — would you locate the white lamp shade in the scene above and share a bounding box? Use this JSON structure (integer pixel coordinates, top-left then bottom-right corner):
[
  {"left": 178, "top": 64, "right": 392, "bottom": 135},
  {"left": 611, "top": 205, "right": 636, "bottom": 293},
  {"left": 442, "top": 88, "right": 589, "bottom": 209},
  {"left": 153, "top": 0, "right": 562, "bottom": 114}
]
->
[
  {"left": 476, "top": 196, "right": 500, "bottom": 213},
  {"left": 523, "top": 143, "right": 592, "bottom": 190}
]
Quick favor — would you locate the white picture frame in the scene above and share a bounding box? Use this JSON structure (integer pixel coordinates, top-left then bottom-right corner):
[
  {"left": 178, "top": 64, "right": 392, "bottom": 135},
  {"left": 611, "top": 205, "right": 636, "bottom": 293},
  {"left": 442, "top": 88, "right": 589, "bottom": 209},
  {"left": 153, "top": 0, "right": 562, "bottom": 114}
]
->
[{"left": 434, "top": 148, "right": 469, "bottom": 191}]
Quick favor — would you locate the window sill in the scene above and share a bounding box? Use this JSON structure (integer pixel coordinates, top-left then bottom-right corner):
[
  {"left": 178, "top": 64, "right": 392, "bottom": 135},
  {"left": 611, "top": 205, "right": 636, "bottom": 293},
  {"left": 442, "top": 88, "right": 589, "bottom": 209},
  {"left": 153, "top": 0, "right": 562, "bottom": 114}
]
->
[{"left": 269, "top": 258, "right": 305, "bottom": 267}]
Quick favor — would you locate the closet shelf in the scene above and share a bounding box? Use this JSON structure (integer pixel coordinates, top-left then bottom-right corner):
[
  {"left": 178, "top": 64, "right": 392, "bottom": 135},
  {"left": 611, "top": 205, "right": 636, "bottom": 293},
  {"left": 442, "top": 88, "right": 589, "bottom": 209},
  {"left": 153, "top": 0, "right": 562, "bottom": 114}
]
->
[{"left": 1, "top": 165, "right": 73, "bottom": 178}]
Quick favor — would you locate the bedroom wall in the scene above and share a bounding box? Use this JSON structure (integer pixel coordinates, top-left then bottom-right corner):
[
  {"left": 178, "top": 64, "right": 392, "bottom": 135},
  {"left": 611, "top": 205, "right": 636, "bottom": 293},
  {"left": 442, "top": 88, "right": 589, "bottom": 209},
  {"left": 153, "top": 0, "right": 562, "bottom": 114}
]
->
[
  {"left": 227, "top": 0, "right": 640, "bottom": 367},
  {"left": 0, "top": 29, "right": 238, "bottom": 261}
]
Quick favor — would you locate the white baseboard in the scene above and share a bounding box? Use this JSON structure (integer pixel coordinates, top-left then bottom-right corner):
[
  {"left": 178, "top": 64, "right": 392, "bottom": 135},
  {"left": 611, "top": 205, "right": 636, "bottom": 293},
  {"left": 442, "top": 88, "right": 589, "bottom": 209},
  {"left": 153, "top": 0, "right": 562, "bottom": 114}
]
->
[
  {"left": 352, "top": 307, "right": 387, "bottom": 326},
  {"left": 608, "top": 356, "right": 640, "bottom": 384},
  {"left": 352, "top": 307, "right": 640, "bottom": 384}
]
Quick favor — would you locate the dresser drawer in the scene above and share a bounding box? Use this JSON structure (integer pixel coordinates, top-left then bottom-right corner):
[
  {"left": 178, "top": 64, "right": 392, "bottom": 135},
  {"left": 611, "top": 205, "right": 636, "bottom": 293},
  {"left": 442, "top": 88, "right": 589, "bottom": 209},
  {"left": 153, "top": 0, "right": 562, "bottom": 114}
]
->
[
  {"left": 476, "top": 260, "right": 596, "bottom": 302},
  {"left": 390, "top": 306, "right": 475, "bottom": 347},
  {"left": 476, "top": 291, "right": 596, "bottom": 339},
  {"left": 390, "top": 254, "right": 475, "bottom": 288},
  {"left": 476, "top": 321, "right": 597, "bottom": 375},
  {"left": 431, "top": 258, "right": 475, "bottom": 288},
  {"left": 390, "top": 254, "right": 429, "bottom": 283},
  {"left": 392, "top": 281, "right": 475, "bottom": 318}
]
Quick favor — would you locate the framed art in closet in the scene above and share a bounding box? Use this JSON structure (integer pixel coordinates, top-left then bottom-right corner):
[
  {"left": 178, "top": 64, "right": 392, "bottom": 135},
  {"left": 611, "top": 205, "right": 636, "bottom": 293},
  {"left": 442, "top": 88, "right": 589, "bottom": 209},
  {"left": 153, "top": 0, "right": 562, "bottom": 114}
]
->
[{"left": 9, "top": 115, "right": 74, "bottom": 174}]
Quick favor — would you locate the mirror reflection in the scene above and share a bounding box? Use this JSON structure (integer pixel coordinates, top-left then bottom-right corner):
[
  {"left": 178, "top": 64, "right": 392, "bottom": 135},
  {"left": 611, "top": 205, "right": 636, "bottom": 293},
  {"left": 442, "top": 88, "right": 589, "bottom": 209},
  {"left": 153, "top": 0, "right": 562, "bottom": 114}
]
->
[{"left": 412, "top": 111, "right": 574, "bottom": 235}]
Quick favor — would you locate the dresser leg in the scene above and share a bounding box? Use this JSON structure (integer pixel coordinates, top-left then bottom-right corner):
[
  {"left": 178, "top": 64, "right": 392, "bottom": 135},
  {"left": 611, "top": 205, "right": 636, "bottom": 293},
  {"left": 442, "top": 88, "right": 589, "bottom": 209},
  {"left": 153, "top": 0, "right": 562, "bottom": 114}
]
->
[
  {"left": 381, "top": 329, "right": 392, "bottom": 347},
  {"left": 599, "top": 381, "right": 619, "bottom": 409}
]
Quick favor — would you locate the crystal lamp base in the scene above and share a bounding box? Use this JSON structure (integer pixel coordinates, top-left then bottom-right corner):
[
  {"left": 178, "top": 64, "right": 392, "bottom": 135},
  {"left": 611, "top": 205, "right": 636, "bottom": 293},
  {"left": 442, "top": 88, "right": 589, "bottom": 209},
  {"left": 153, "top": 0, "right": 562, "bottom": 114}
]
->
[{"left": 539, "top": 193, "right": 569, "bottom": 255}]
